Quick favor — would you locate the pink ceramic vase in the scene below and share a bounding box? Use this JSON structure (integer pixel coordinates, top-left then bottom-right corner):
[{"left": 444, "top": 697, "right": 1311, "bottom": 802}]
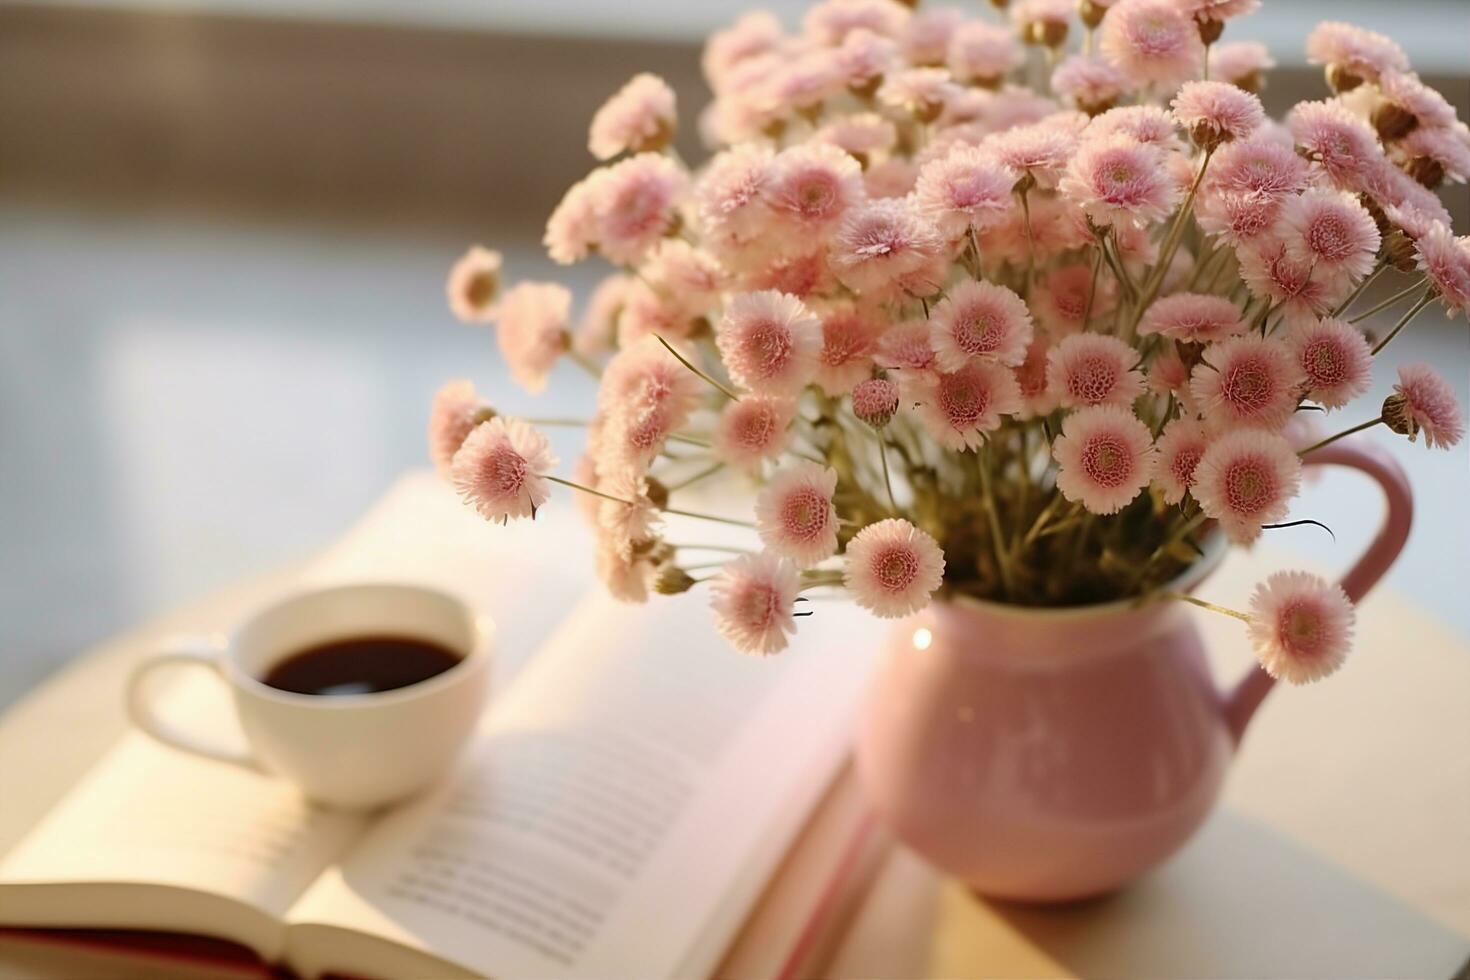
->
[{"left": 856, "top": 438, "right": 1414, "bottom": 902}]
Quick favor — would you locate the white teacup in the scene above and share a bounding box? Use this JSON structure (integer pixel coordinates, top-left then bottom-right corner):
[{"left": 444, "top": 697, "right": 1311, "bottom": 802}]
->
[{"left": 126, "top": 583, "right": 493, "bottom": 809}]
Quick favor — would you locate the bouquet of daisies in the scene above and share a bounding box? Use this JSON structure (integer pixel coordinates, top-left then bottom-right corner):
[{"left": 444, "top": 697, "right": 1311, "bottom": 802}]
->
[{"left": 431, "top": 0, "right": 1467, "bottom": 684}]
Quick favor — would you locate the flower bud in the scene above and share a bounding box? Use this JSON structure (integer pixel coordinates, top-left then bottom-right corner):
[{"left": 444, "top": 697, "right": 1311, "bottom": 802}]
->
[
  {"left": 1381, "top": 393, "right": 1416, "bottom": 438},
  {"left": 1371, "top": 101, "right": 1418, "bottom": 142},
  {"left": 852, "top": 378, "right": 900, "bottom": 428},
  {"left": 645, "top": 476, "right": 670, "bottom": 510},
  {"left": 652, "top": 564, "right": 698, "bottom": 595},
  {"left": 1197, "top": 17, "right": 1224, "bottom": 46},
  {"left": 1077, "top": 0, "right": 1107, "bottom": 29},
  {"left": 1324, "top": 63, "right": 1363, "bottom": 94}
]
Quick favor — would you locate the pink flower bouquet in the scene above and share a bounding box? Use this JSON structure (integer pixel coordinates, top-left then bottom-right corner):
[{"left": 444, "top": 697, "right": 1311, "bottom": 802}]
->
[{"left": 432, "top": 0, "right": 1467, "bottom": 686}]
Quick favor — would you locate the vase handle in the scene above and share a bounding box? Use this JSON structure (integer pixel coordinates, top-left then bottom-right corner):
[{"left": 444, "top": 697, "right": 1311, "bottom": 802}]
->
[{"left": 1223, "top": 436, "right": 1414, "bottom": 744}]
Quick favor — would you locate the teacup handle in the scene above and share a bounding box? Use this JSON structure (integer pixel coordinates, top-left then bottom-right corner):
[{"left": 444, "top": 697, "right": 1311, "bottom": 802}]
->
[
  {"left": 126, "top": 636, "right": 262, "bottom": 771},
  {"left": 1223, "top": 437, "right": 1414, "bottom": 743}
]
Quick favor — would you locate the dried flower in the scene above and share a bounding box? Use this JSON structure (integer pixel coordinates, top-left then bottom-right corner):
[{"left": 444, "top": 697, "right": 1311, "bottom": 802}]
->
[
  {"left": 1382, "top": 364, "right": 1465, "bottom": 449},
  {"left": 1060, "top": 136, "right": 1181, "bottom": 229},
  {"left": 445, "top": 246, "right": 503, "bottom": 323},
  {"left": 495, "top": 282, "right": 571, "bottom": 394},
  {"left": 1192, "top": 428, "right": 1301, "bottom": 543},
  {"left": 451, "top": 417, "right": 557, "bottom": 523},
  {"left": 852, "top": 377, "right": 901, "bottom": 427},
  {"left": 589, "top": 73, "right": 677, "bottom": 160},
  {"left": 714, "top": 394, "right": 798, "bottom": 472},
  {"left": 1047, "top": 333, "right": 1146, "bottom": 408},
  {"left": 830, "top": 198, "right": 943, "bottom": 295},
  {"left": 716, "top": 290, "right": 822, "bottom": 395},
  {"left": 755, "top": 461, "right": 841, "bottom": 567},
  {"left": 1414, "top": 221, "right": 1470, "bottom": 317},
  {"left": 929, "top": 280, "right": 1034, "bottom": 370},
  {"left": 1171, "top": 80, "right": 1264, "bottom": 150},
  {"left": 1138, "top": 293, "right": 1247, "bottom": 342},
  {"left": 1190, "top": 335, "right": 1305, "bottom": 432},
  {"left": 914, "top": 146, "right": 1017, "bottom": 239},
  {"left": 1280, "top": 188, "right": 1382, "bottom": 286},
  {"left": 1289, "top": 317, "right": 1373, "bottom": 410},
  {"left": 1052, "top": 404, "right": 1157, "bottom": 515},
  {"left": 711, "top": 552, "right": 801, "bottom": 655},
  {"left": 1098, "top": 0, "right": 1205, "bottom": 88},
  {"left": 843, "top": 519, "right": 946, "bottom": 618},
  {"left": 1248, "top": 571, "right": 1355, "bottom": 684},
  {"left": 911, "top": 361, "right": 1023, "bottom": 451},
  {"left": 1153, "top": 417, "right": 1210, "bottom": 505},
  {"left": 428, "top": 380, "right": 492, "bottom": 476}
]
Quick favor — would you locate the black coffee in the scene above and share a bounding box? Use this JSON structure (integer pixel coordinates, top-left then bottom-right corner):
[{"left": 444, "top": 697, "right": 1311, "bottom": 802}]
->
[{"left": 261, "top": 636, "right": 462, "bottom": 696}]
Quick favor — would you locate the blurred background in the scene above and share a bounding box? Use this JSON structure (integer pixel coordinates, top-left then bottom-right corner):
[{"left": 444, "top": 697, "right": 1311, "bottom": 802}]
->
[{"left": 1, "top": 0, "right": 1467, "bottom": 708}]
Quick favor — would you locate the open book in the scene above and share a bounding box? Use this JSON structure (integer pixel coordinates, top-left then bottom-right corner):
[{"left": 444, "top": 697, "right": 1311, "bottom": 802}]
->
[{"left": 0, "top": 475, "right": 882, "bottom": 979}]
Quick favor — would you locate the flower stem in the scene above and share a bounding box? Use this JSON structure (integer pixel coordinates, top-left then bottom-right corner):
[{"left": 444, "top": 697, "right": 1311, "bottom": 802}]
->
[
  {"left": 542, "top": 474, "right": 636, "bottom": 505},
  {"left": 1129, "top": 148, "right": 1214, "bottom": 337},
  {"left": 662, "top": 506, "right": 755, "bottom": 528},
  {"left": 1298, "top": 416, "right": 1383, "bottom": 457},
  {"left": 877, "top": 430, "right": 899, "bottom": 512},
  {"left": 567, "top": 349, "right": 603, "bottom": 381},
  {"left": 1370, "top": 290, "right": 1435, "bottom": 355},
  {"left": 977, "top": 447, "right": 1016, "bottom": 599},
  {"left": 1162, "top": 591, "right": 1252, "bottom": 623},
  {"left": 654, "top": 333, "right": 739, "bottom": 401},
  {"left": 525, "top": 417, "right": 589, "bottom": 428},
  {"left": 664, "top": 462, "right": 725, "bottom": 493},
  {"left": 1331, "top": 260, "right": 1389, "bottom": 317},
  {"left": 1348, "top": 278, "right": 1427, "bottom": 325}
]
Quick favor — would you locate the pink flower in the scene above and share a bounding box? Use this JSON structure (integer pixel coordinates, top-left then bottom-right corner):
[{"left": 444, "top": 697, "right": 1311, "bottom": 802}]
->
[
  {"left": 1414, "top": 221, "right": 1470, "bottom": 317},
  {"left": 451, "top": 417, "right": 557, "bottom": 523},
  {"left": 1304, "top": 21, "right": 1408, "bottom": 86},
  {"left": 876, "top": 320, "right": 937, "bottom": 371},
  {"left": 599, "top": 469, "right": 662, "bottom": 559},
  {"left": 710, "top": 552, "right": 801, "bottom": 655},
  {"left": 592, "top": 153, "right": 688, "bottom": 265},
  {"left": 834, "top": 29, "right": 899, "bottom": 94},
  {"left": 714, "top": 395, "right": 798, "bottom": 473},
  {"left": 1203, "top": 134, "right": 1309, "bottom": 198},
  {"left": 716, "top": 291, "right": 821, "bottom": 396},
  {"left": 1385, "top": 364, "right": 1465, "bottom": 449},
  {"left": 1247, "top": 571, "right": 1355, "bottom": 684},
  {"left": 947, "top": 20, "right": 1023, "bottom": 85},
  {"left": 1395, "top": 125, "right": 1470, "bottom": 185},
  {"left": 914, "top": 146, "right": 1017, "bottom": 239},
  {"left": 744, "top": 249, "right": 839, "bottom": 299},
  {"left": 615, "top": 280, "right": 694, "bottom": 347},
  {"left": 902, "top": 6, "right": 967, "bottom": 66},
  {"left": 804, "top": 0, "right": 909, "bottom": 46},
  {"left": 929, "top": 281, "right": 1034, "bottom": 371},
  {"left": 588, "top": 73, "right": 676, "bottom": 160},
  {"left": 771, "top": 48, "right": 846, "bottom": 113},
  {"left": 1289, "top": 318, "right": 1373, "bottom": 410},
  {"left": 1059, "top": 136, "right": 1180, "bottom": 228},
  {"left": 445, "top": 246, "right": 503, "bottom": 323},
  {"left": 1208, "top": 41, "right": 1275, "bottom": 90},
  {"left": 495, "top": 282, "right": 571, "bottom": 394},
  {"left": 703, "top": 11, "right": 783, "bottom": 90},
  {"left": 762, "top": 142, "right": 865, "bottom": 241},
  {"left": 755, "top": 462, "right": 840, "bottom": 567},
  {"left": 428, "top": 380, "right": 490, "bottom": 477},
  {"left": 863, "top": 158, "right": 920, "bottom": 199},
  {"left": 1051, "top": 55, "right": 1129, "bottom": 115},
  {"left": 1046, "top": 333, "right": 1146, "bottom": 409},
  {"left": 843, "top": 519, "right": 946, "bottom": 618},
  {"left": 1286, "top": 101, "right": 1387, "bottom": 193},
  {"left": 1089, "top": 105, "right": 1181, "bottom": 148},
  {"left": 641, "top": 240, "right": 728, "bottom": 316},
  {"left": 1280, "top": 188, "right": 1382, "bottom": 285},
  {"left": 815, "top": 112, "right": 898, "bottom": 159},
  {"left": 1190, "top": 335, "right": 1305, "bottom": 431},
  {"left": 813, "top": 302, "right": 880, "bottom": 396},
  {"left": 1153, "top": 417, "right": 1210, "bottom": 505},
  {"left": 1147, "top": 344, "right": 1193, "bottom": 404},
  {"left": 852, "top": 377, "right": 901, "bottom": 427},
  {"left": 696, "top": 145, "right": 775, "bottom": 253},
  {"left": 574, "top": 274, "right": 631, "bottom": 357},
  {"left": 1237, "top": 237, "right": 1347, "bottom": 326},
  {"left": 544, "top": 177, "right": 600, "bottom": 264},
  {"left": 1170, "top": 80, "right": 1264, "bottom": 147},
  {"left": 877, "top": 67, "right": 962, "bottom": 121},
  {"left": 595, "top": 538, "right": 653, "bottom": 603},
  {"left": 1378, "top": 71, "right": 1458, "bottom": 132},
  {"left": 1052, "top": 404, "right": 1156, "bottom": 515},
  {"left": 1032, "top": 263, "right": 1117, "bottom": 335},
  {"left": 910, "top": 361, "right": 1023, "bottom": 452},
  {"left": 1191, "top": 428, "right": 1301, "bottom": 543},
  {"left": 1178, "top": 0, "right": 1260, "bottom": 23},
  {"left": 1098, "top": 0, "right": 1204, "bottom": 89},
  {"left": 990, "top": 120, "right": 1079, "bottom": 190},
  {"left": 829, "top": 198, "right": 942, "bottom": 295},
  {"left": 598, "top": 335, "right": 703, "bottom": 427},
  {"left": 1138, "top": 293, "right": 1247, "bottom": 342},
  {"left": 1015, "top": 334, "right": 1057, "bottom": 418}
]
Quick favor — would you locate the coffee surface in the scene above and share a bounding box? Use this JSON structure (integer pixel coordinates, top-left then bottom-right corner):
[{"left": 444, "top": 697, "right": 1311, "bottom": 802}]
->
[{"left": 261, "top": 635, "right": 462, "bottom": 696}]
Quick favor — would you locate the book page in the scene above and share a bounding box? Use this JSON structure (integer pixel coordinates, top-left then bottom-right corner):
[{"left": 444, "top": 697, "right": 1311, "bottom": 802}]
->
[
  {"left": 0, "top": 473, "right": 592, "bottom": 961},
  {"left": 283, "top": 586, "right": 879, "bottom": 980},
  {"left": 0, "top": 672, "right": 367, "bottom": 959}
]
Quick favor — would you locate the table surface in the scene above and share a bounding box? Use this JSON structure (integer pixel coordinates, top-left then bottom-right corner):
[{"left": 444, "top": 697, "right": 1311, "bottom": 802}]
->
[{"left": 1, "top": 482, "right": 1468, "bottom": 978}]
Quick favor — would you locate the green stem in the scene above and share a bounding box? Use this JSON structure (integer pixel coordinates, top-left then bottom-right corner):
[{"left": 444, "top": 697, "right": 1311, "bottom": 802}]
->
[
  {"left": 663, "top": 462, "right": 725, "bottom": 493},
  {"left": 1162, "top": 592, "right": 1252, "bottom": 623},
  {"left": 542, "top": 474, "right": 635, "bottom": 506},
  {"left": 977, "top": 447, "right": 1016, "bottom": 599},
  {"left": 1349, "top": 279, "right": 1427, "bottom": 325},
  {"left": 566, "top": 349, "right": 603, "bottom": 381},
  {"left": 1298, "top": 417, "right": 1383, "bottom": 457},
  {"left": 1331, "top": 260, "right": 1389, "bottom": 317},
  {"left": 877, "top": 431, "right": 899, "bottom": 513},
  {"left": 1370, "top": 290, "right": 1435, "bottom": 355},
  {"left": 525, "top": 417, "right": 590, "bottom": 428},
  {"left": 1128, "top": 148, "right": 1214, "bottom": 337},
  {"left": 654, "top": 333, "right": 739, "bottom": 401},
  {"left": 662, "top": 506, "right": 755, "bottom": 528}
]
